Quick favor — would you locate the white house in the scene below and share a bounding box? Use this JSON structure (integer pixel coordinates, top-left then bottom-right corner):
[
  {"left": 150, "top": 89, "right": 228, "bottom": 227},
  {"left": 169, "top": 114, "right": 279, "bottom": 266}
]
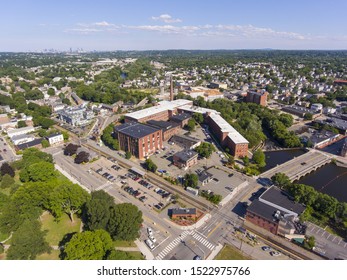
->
[
  {"left": 11, "top": 134, "right": 36, "bottom": 145},
  {"left": 7, "top": 126, "right": 36, "bottom": 138},
  {"left": 46, "top": 133, "right": 64, "bottom": 146}
]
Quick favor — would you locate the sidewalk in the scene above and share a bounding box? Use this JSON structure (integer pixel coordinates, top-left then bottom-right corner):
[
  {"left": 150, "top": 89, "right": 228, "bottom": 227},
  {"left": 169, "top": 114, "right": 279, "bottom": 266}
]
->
[{"left": 134, "top": 239, "right": 154, "bottom": 260}]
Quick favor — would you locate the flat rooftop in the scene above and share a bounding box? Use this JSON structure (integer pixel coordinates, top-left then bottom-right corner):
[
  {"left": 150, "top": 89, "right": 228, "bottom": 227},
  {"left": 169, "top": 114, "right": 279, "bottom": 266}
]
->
[
  {"left": 125, "top": 99, "right": 192, "bottom": 120},
  {"left": 171, "top": 208, "right": 196, "bottom": 215},
  {"left": 178, "top": 105, "right": 219, "bottom": 115},
  {"left": 209, "top": 113, "right": 249, "bottom": 144},
  {"left": 260, "top": 187, "right": 305, "bottom": 215},
  {"left": 115, "top": 122, "right": 161, "bottom": 139},
  {"left": 147, "top": 120, "right": 180, "bottom": 131},
  {"left": 173, "top": 149, "right": 198, "bottom": 162},
  {"left": 247, "top": 199, "right": 282, "bottom": 222}
]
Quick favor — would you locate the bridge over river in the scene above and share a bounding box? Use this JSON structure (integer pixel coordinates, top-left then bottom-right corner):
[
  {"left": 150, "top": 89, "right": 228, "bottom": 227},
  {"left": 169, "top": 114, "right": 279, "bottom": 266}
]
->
[{"left": 261, "top": 149, "right": 332, "bottom": 181}]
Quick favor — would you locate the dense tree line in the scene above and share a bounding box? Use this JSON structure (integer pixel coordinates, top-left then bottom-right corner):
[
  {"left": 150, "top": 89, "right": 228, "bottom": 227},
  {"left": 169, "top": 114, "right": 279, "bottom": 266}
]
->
[{"left": 199, "top": 99, "right": 301, "bottom": 149}]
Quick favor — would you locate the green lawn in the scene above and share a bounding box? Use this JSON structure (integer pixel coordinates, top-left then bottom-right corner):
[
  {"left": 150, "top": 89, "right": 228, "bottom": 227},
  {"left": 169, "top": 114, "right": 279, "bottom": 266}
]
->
[
  {"left": 215, "top": 244, "right": 251, "bottom": 260},
  {"left": 125, "top": 251, "right": 145, "bottom": 260},
  {"left": 0, "top": 231, "right": 10, "bottom": 243},
  {"left": 41, "top": 211, "right": 81, "bottom": 246},
  {"left": 113, "top": 240, "right": 136, "bottom": 247},
  {"left": 36, "top": 250, "right": 60, "bottom": 260}
]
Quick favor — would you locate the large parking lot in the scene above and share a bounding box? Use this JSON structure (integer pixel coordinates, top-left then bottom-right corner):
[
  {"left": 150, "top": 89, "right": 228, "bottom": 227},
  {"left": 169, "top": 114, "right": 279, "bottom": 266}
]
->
[
  {"left": 87, "top": 157, "right": 173, "bottom": 212},
  {"left": 196, "top": 167, "right": 249, "bottom": 198}
]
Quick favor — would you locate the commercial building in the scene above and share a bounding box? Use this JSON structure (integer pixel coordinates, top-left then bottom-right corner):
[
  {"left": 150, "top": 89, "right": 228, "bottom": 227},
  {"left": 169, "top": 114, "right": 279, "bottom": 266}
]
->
[
  {"left": 57, "top": 105, "right": 94, "bottom": 127},
  {"left": 303, "top": 130, "right": 340, "bottom": 149},
  {"left": 208, "top": 82, "right": 228, "bottom": 90},
  {"left": 170, "top": 134, "right": 201, "bottom": 150},
  {"left": 173, "top": 149, "right": 198, "bottom": 170},
  {"left": 246, "top": 91, "right": 268, "bottom": 106},
  {"left": 146, "top": 120, "right": 180, "bottom": 141},
  {"left": 310, "top": 103, "right": 323, "bottom": 113},
  {"left": 7, "top": 126, "right": 36, "bottom": 138},
  {"left": 124, "top": 99, "right": 248, "bottom": 157},
  {"left": 198, "top": 171, "right": 213, "bottom": 186},
  {"left": 46, "top": 133, "right": 64, "bottom": 146},
  {"left": 169, "top": 113, "right": 191, "bottom": 128},
  {"left": 114, "top": 122, "right": 163, "bottom": 159},
  {"left": 170, "top": 208, "right": 197, "bottom": 220},
  {"left": 206, "top": 113, "right": 249, "bottom": 158},
  {"left": 10, "top": 134, "right": 35, "bottom": 145},
  {"left": 246, "top": 187, "right": 306, "bottom": 239},
  {"left": 314, "top": 117, "right": 347, "bottom": 135},
  {"left": 15, "top": 138, "right": 43, "bottom": 151},
  {"left": 282, "top": 105, "right": 319, "bottom": 118},
  {"left": 124, "top": 99, "right": 193, "bottom": 123}
]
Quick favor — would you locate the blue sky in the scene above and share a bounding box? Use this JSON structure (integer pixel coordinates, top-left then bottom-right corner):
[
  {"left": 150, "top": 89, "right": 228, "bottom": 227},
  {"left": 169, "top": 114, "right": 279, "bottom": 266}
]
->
[{"left": 1, "top": 0, "right": 346, "bottom": 51}]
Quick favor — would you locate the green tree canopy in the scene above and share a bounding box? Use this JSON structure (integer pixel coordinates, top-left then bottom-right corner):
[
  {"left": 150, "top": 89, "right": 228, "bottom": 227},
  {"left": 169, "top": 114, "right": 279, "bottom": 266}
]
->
[
  {"left": 49, "top": 183, "right": 90, "bottom": 222},
  {"left": 20, "top": 161, "right": 56, "bottom": 182},
  {"left": 192, "top": 112, "right": 204, "bottom": 124},
  {"left": 184, "top": 173, "right": 199, "bottom": 189},
  {"left": 195, "top": 142, "right": 215, "bottom": 158},
  {"left": 186, "top": 119, "right": 196, "bottom": 131},
  {"left": 271, "top": 173, "right": 291, "bottom": 189},
  {"left": 107, "top": 203, "right": 143, "bottom": 241},
  {"left": 1, "top": 174, "right": 15, "bottom": 189},
  {"left": 84, "top": 190, "right": 115, "bottom": 231},
  {"left": 252, "top": 149, "right": 266, "bottom": 168},
  {"left": 17, "top": 120, "right": 27, "bottom": 128},
  {"left": 6, "top": 219, "right": 51, "bottom": 260},
  {"left": 62, "top": 229, "right": 113, "bottom": 260},
  {"left": 145, "top": 158, "right": 157, "bottom": 173}
]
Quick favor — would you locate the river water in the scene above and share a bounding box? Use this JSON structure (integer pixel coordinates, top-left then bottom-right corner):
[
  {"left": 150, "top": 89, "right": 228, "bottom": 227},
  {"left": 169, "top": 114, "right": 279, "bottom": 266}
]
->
[
  {"left": 263, "top": 149, "right": 307, "bottom": 172},
  {"left": 295, "top": 163, "right": 347, "bottom": 203},
  {"left": 263, "top": 149, "right": 347, "bottom": 203}
]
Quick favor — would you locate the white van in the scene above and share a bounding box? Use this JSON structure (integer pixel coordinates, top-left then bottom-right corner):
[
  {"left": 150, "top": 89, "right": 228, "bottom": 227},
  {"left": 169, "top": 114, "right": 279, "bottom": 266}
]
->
[{"left": 145, "top": 239, "right": 154, "bottom": 250}]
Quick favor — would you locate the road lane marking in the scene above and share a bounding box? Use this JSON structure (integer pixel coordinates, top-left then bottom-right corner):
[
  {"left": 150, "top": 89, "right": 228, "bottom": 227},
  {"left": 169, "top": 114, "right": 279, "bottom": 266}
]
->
[{"left": 207, "top": 221, "right": 222, "bottom": 238}]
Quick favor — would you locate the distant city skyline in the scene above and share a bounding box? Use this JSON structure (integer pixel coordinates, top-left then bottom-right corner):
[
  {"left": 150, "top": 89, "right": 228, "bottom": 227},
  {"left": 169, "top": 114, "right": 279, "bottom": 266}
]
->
[{"left": 1, "top": 0, "right": 347, "bottom": 51}]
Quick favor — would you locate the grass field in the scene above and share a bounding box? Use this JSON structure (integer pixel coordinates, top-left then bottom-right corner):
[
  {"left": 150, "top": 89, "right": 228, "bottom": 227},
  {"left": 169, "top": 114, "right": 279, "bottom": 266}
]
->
[
  {"left": 41, "top": 211, "right": 81, "bottom": 246},
  {"left": 214, "top": 244, "right": 251, "bottom": 260},
  {"left": 113, "top": 240, "right": 137, "bottom": 247},
  {"left": 36, "top": 250, "right": 60, "bottom": 260},
  {"left": 124, "top": 251, "right": 145, "bottom": 260}
]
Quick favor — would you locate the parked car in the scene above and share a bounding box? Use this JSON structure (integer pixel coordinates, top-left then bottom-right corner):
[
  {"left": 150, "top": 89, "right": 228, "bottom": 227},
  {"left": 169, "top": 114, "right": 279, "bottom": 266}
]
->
[
  {"left": 149, "top": 235, "right": 156, "bottom": 243},
  {"left": 145, "top": 239, "right": 154, "bottom": 250},
  {"left": 262, "top": 246, "right": 271, "bottom": 251},
  {"left": 270, "top": 251, "right": 281, "bottom": 257},
  {"left": 147, "top": 227, "right": 153, "bottom": 236}
]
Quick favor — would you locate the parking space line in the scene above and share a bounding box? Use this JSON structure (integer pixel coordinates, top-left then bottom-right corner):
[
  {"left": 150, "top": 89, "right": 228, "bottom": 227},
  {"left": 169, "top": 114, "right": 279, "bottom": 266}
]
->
[
  {"left": 321, "top": 232, "right": 326, "bottom": 237},
  {"left": 332, "top": 236, "right": 337, "bottom": 242},
  {"left": 316, "top": 229, "right": 321, "bottom": 234},
  {"left": 344, "top": 243, "right": 346, "bottom": 248}
]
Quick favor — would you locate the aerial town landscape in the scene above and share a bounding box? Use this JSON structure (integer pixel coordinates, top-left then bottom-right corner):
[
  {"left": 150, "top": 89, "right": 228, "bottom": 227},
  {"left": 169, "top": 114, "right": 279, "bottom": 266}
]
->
[{"left": 0, "top": 1, "right": 346, "bottom": 264}]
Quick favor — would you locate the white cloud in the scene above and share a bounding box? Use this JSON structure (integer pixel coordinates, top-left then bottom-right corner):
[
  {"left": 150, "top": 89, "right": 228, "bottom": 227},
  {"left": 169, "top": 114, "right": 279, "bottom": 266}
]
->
[
  {"left": 65, "top": 28, "right": 102, "bottom": 34},
  {"left": 151, "top": 14, "right": 182, "bottom": 23},
  {"left": 93, "top": 21, "right": 118, "bottom": 27},
  {"left": 215, "top": 24, "right": 306, "bottom": 40}
]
